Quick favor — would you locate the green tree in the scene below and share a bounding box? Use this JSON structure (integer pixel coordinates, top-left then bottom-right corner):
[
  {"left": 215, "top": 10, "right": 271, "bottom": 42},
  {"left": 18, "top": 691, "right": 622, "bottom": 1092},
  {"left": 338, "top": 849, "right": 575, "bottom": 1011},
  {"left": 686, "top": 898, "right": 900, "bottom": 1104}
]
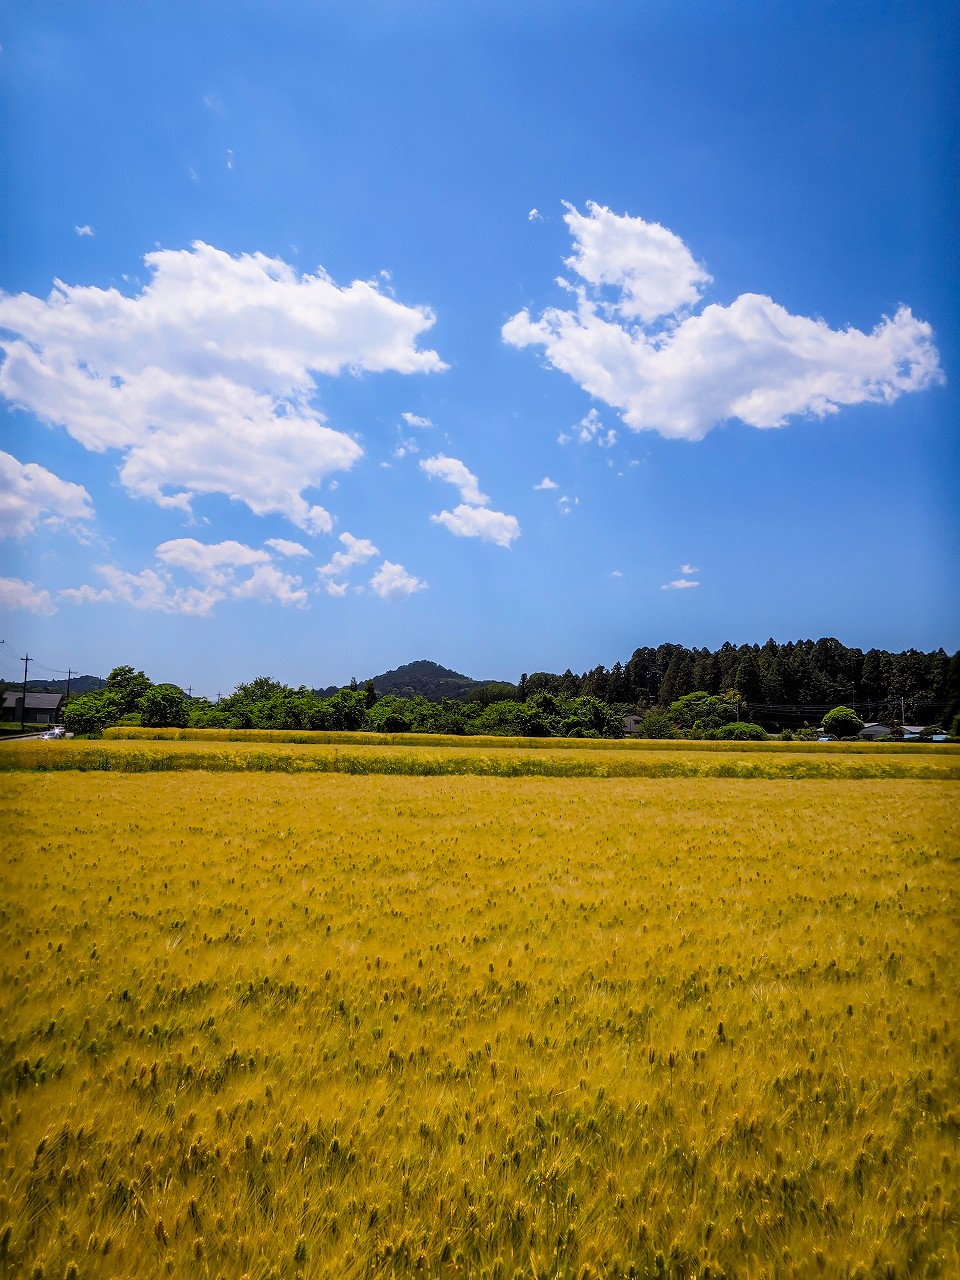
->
[
  {"left": 638, "top": 711, "right": 675, "bottom": 739},
  {"left": 669, "top": 692, "right": 736, "bottom": 733},
  {"left": 821, "top": 705, "right": 864, "bottom": 738},
  {"left": 64, "top": 691, "right": 124, "bottom": 735},
  {"left": 138, "top": 684, "right": 189, "bottom": 728},
  {"left": 105, "top": 665, "right": 153, "bottom": 714}
]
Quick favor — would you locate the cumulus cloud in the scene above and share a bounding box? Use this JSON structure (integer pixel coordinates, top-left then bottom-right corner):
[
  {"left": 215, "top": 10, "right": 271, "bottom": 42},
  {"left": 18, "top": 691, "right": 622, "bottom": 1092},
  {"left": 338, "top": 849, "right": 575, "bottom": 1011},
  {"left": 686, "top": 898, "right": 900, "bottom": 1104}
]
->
[
  {"left": 402, "top": 411, "right": 433, "bottom": 428},
  {"left": 420, "top": 455, "right": 488, "bottom": 506},
  {"left": 0, "top": 575, "right": 55, "bottom": 614},
  {"left": 430, "top": 504, "right": 520, "bottom": 548},
  {"left": 503, "top": 202, "right": 944, "bottom": 441},
  {"left": 0, "top": 450, "right": 94, "bottom": 538},
  {"left": 93, "top": 565, "right": 224, "bottom": 615},
  {"left": 528, "top": 208, "right": 543, "bottom": 222},
  {"left": 534, "top": 476, "right": 558, "bottom": 490},
  {"left": 680, "top": 563, "right": 699, "bottom": 575},
  {"left": 420, "top": 454, "right": 521, "bottom": 547},
  {"left": 317, "top": 531, "right": 379, "bottom": 584},
  {"left": 63, "top": 536, "right": 313, "bottom": 615},
  {"left": 231, "top": 563, "right": 308, "bottom": 607},
  {"left": 74, "top": 225, "right": 94, "bottom": 237},
  {"left": 0, "top": 242, "right": 446, "bottom": 530},
  {"left": 369, "top": 560, "right": 427, "bottom": 601},
  {"left": 155, "top": 538, "right": 271, "bottom": 586},
  {"left": 563, "top": 200, "right": 710, "bottom": 323},
  {"left": 662, "top": 578, "right": 699, "bottom": 590}
]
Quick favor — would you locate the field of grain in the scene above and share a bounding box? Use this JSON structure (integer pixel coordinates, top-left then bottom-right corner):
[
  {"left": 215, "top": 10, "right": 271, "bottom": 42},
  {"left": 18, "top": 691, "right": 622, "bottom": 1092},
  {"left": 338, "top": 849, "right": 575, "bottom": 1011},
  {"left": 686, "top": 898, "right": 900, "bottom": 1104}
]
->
[{"left": 1, "top": 757, "right": 958, "bottom": 1278}]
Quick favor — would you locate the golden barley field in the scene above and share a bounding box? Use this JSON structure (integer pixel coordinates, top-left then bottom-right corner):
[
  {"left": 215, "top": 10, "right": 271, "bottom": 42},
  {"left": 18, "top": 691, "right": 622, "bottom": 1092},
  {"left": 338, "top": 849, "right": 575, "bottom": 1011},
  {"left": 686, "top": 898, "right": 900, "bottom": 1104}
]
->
[{"left": 1, "top": 753, "right": 958, "bottom": 1279}]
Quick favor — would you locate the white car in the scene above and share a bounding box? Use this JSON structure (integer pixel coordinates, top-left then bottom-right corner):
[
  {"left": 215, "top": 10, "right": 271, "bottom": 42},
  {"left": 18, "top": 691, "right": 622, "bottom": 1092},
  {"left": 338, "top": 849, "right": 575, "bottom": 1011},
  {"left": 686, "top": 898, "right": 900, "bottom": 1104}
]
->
[{"left": 40, "top": 726, "right": 65, "bottom": 740}]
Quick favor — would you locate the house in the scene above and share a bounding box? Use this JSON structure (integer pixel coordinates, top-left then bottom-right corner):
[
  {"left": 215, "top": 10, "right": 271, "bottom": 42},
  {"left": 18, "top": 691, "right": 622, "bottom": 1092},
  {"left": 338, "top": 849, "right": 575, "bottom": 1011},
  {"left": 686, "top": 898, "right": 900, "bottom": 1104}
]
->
[
  {"left": 1, "top": 691, "right": 65, "bottom": 725},
  {"left": 858, "top": 722, "right": 892, "bottom": 740},
  {"left": 623, "top": 714, "right": 644, "bottom": 735}
]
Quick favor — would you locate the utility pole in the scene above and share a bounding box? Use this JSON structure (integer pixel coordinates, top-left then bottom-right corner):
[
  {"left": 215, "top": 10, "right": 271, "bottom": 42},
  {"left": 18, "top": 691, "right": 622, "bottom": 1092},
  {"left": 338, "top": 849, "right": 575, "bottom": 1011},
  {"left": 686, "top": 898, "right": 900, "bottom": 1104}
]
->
[
  {"left": 20, "top": 653, "right": 30, "bottom": 731},
  {"left": 64, "top": 668, "right": 73, "bottom": 725}
]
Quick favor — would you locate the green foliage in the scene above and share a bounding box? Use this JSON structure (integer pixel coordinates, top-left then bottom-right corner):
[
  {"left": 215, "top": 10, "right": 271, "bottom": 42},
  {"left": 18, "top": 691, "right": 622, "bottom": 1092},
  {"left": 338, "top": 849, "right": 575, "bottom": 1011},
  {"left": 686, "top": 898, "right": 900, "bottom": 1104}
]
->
[
  {"left": 105, "top": 665, "right": 153, "bottom": 714},
  {"left": 705, "top": 720, "right": 769, "bottom": 741},
  {"left": 638, "top": 712, "right": 675, "bottom": 739},
  {"left": 822, "top": 705, "right": 865, "bottom": 738},
  {"left": 63, "top": 691, "right": 124, "bottom": 735},
  {"left": 669, "top": 691, "right": 737, "bottom": 732},
  {"left": 137, "top": 683, "right": 189, "bottom": 728}
]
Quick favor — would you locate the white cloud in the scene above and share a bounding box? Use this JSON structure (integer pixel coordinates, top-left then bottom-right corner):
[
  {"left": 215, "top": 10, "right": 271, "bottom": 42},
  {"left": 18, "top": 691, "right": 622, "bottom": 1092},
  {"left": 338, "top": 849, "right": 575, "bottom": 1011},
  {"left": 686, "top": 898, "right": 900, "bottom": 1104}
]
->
[
  {"left": 0, "top": 450, "right": 94, "bottom": 538},
  {"left": 402, "top": 411, "right": 433, "bottom": 428},
  {"left": 0, "top": 242, "right": 446, "bottom": 531},
  {"left": 74, "top": 225, "right": 95, "bottom": 237},
  {"left": 95, "top": 565, "right": 224, "bottom": 616},
  {"left": 611, "top": 570, "right": 623, "bottom": 577},
  {"left": 155, "top": 538, "right": 271, "bottom": 586},
  {"left": 59, "top": 584, "right": 113, "bottom": 605},
  {"left": 317, "top": 531, "right": 379, "bottom": 580},
  {"left": 369, "top": 560, "right": 427, "bottom": 600},
  {"left": 680, "top": 563, "right": 699, "bottom": 575},
  {"left": 558, "top": 495, "right": 579, "bottom": 517},
  {"left": 503, "top": 203, "right": 944, "bottom": 441},
  {"left": 0, "top": 575, "right": 55, "bottom": 614},
  {"left": 420, "top": 455, "right": 488, "bottom": 506},
  {"left": 534, "top": 476, "right": 558, "bottom": 490},
  {"left": 421, "top": 458, "right": 521, "bottom": 551},
  {"left": 324, "top": 580, "right": 348, "bottom": 598},
  {"left": 265, "top": 538, "right": 311, "bottom": 558},
  {"left": 231, "top": 563, "right": 308, "bottom": 607},
  {"left": 528, "top": 208, "right": 543, "bottom": 222},
  {"left": 63, "top": 536, "right": 314, "bottom": 616},
  {"left": 564, "top": 407, "right": 618, "bottom": 448},
  {"left": 562, "top": 200, "right": 710, "bottom": 324},
  {"left": 662, "top": 578, "right": 699, "bottom": 590},
  {"left": 430, "top": 504, "right": 520, "bottom": 548}
]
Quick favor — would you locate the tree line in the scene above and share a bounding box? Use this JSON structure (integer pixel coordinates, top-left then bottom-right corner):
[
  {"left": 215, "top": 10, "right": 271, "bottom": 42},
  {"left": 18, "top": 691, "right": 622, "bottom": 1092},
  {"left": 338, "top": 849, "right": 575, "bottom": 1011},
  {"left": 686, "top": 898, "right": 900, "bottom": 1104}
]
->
[{"left": 59, "top": 638, "right": 960, "bottom": 740}]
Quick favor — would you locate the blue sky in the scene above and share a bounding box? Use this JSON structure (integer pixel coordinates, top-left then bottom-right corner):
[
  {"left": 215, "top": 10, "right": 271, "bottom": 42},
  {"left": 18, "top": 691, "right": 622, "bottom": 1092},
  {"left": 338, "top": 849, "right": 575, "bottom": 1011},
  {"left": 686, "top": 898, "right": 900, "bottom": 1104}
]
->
[{"left": 1, "top": 0, "right": 957, "bottom": 696}]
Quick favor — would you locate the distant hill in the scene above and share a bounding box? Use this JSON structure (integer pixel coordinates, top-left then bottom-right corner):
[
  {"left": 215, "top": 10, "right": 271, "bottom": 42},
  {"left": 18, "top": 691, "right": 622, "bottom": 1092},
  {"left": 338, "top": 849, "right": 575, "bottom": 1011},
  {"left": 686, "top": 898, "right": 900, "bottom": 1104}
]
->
[
  {"left": 363, "top": 660, "right": 513, "bottom": 703},
  {"left": 9, "top": 675, "right": 107, "bottom": 696}
]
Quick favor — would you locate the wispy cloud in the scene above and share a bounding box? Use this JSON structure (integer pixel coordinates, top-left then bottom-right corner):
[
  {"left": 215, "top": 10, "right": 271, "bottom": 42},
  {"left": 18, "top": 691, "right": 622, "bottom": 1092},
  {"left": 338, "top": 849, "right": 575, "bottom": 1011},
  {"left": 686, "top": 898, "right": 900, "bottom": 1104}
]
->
[
  {"left": 265, "top": 538, "right": 311, "bottom": 558},
  {"left": 662, "top": 578, "right": 699, "bottom": 590},
  {"left": 504, "top": 201, "right": 944, "bottom": 441},
  {"left": 74, "top": 224, "right": 94, "bottom": 237},
  {"left": 0, "top": 575, "right": 55, "bottom": 614},
  {"left": 533, "top": 476, "right": 558, "bottom": 490},
  {"left": 402, "top": 411, "right": 433, "bottom": 428}
]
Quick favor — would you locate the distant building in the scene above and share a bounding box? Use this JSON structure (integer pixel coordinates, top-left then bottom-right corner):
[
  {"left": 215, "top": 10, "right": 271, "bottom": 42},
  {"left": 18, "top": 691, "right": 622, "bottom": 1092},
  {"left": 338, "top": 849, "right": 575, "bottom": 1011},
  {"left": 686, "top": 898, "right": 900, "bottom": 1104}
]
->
[
  {"left": 1, "top": 692, "right": 65, "bottom": 725},
  {"left": 858, "top": 722, "right": 892, "bottom": 740},
  {"left": 623, "top": 714, "right": 644, "bottom": 735}
]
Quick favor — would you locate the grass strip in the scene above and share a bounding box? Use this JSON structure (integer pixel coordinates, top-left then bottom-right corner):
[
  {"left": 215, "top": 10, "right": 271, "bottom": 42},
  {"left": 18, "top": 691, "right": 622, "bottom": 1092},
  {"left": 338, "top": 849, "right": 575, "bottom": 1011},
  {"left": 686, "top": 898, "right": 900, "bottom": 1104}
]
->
[{"left": 3, "top": 740, "right": 959, "bottom": 779}]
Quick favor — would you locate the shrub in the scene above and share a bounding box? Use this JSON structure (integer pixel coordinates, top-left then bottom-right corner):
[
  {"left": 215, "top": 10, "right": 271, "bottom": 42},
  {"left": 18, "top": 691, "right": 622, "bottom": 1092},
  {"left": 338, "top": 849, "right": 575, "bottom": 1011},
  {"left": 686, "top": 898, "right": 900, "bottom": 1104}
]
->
[{"left": 822, "top": 705, "right": 864, "bottom": 738}]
